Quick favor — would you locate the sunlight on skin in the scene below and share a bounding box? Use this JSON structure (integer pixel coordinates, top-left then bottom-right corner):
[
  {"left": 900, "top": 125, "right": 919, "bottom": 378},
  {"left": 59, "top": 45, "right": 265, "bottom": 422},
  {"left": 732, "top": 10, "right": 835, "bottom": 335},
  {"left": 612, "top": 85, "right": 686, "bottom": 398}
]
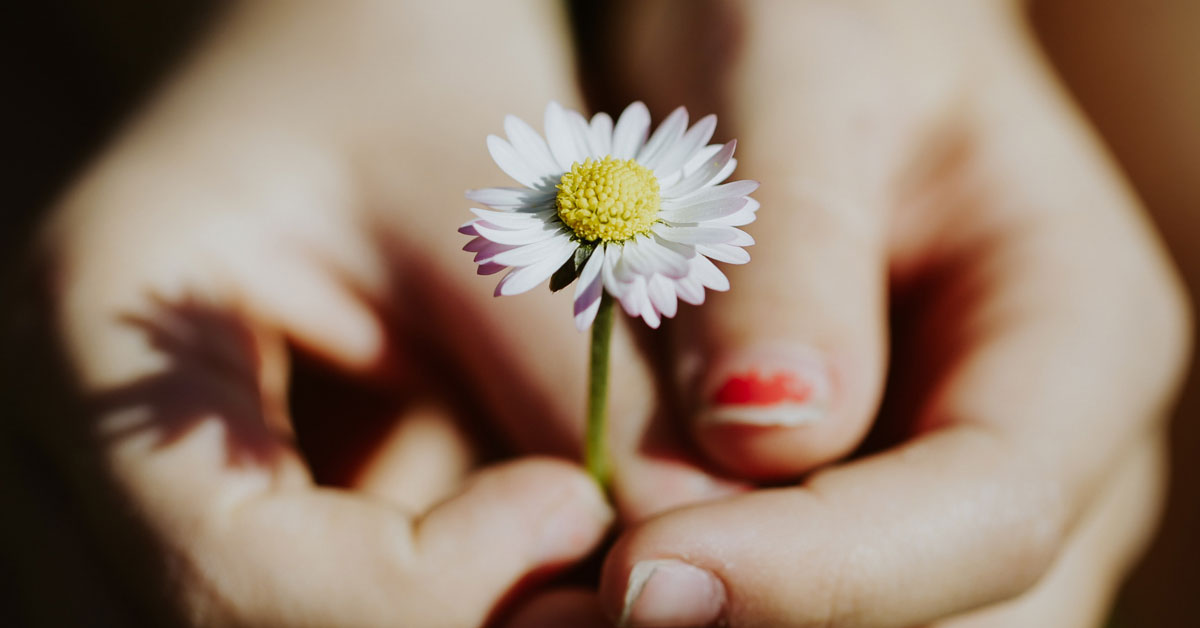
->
[
  {"left": 17, "top": 0, "right": 1190, "bottom": 626},
  {"left": 34, "top": 2, "right": 619, "bottom": 626},
  {"left": 588, "top": 1, "right": 1188, "bottom": 626}
]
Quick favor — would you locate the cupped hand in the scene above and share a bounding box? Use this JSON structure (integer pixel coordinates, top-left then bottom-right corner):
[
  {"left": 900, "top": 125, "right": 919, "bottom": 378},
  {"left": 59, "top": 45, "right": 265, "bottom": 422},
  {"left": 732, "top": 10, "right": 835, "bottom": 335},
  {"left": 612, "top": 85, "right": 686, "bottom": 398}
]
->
[
  {"left": 586, "top": 2, "right": 1191, "bottom": 626},
  {"left": 5, "top": 2, "right": 625, "bottom": 625}
]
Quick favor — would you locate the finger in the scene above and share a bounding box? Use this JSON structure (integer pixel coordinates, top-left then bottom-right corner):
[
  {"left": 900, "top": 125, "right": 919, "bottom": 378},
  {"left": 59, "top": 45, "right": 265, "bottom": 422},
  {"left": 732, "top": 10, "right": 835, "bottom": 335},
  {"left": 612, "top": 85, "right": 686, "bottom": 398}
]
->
[
  {"left": 936, "top": 437, "right": 1164, "bottom": 628},
  {"left": 94, "top": 368, "right": 612, "bottom": 628},
  {"left": 605, "top": 320, "right": 752, "bottom": 521},
  {"left": 208, "top": 458, "right": 611, "bottom": 627},
  {"left": 602, "top": 232, "right": 1182, "bottom": 626},
  {"left": 350, "top": 400, "right": 475, "bottom": 514},
  {"left": 235, "top": 245, "right": 385, "bottom": 372},
  {"left": 66, "top": 284, "right": 611, "bottom": 625},
  {"left": 679, "top": 182, "right": 887, "bottom": 480},
  {"left": 602, "top": 426, "right": 1062, "bottom": 628},
  {"left": 601, "top": 114, "right": 1189, "bottom": 628},
  {"left": 406, "top": 458, "right": 614, "bottom": 626},
  {"left": 667, "top": 3, "right": 918, "bottom": 479}
]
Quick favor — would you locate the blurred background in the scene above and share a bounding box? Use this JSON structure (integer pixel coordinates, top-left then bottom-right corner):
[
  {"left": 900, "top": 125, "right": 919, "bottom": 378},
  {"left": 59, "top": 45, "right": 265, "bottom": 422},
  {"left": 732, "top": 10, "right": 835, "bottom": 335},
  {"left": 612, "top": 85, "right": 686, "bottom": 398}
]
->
[{"left": 2, "top": 1, "right": 1196, "bottom": 625}]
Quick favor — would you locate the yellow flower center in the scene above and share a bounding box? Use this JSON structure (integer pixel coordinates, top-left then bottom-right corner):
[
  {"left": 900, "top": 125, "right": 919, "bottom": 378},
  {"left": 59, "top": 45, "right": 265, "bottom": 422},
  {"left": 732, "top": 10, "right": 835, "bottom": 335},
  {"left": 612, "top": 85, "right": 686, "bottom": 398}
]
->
[{"left": 556, "top": 156, "right": 660, "bottom": 243}]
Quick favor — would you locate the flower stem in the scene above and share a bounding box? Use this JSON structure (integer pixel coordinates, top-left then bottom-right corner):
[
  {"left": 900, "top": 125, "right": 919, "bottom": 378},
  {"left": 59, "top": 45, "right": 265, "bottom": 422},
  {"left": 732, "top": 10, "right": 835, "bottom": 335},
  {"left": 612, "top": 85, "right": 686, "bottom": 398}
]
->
[{"left": 586, "top": 291, "right": 615, "bottom": 492}]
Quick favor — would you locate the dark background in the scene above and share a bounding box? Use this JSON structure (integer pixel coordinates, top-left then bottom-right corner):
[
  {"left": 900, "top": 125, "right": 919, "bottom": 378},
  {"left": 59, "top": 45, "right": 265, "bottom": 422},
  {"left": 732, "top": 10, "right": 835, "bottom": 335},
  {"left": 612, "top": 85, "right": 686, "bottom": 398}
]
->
[{"left": 2, "top": 1, "right": 1196, "bottom": 625}]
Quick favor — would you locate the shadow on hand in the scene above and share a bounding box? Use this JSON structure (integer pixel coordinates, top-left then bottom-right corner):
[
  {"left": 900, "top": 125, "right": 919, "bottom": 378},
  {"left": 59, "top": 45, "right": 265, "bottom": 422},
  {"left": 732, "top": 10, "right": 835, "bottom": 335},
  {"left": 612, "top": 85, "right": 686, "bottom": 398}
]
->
[
  {"left": 92, "top": 293, "right": 286, "bottom": 468},
  {"left": 1, "top": 284, "right": 231, "bottom": 625}
]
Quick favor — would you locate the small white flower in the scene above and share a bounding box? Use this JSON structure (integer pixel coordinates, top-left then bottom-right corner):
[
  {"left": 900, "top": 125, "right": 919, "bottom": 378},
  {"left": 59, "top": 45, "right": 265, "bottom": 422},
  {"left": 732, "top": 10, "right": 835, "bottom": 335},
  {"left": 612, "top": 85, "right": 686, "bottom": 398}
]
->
[{"left": 462, "top": 101, "right": 759, "bottom": 330}]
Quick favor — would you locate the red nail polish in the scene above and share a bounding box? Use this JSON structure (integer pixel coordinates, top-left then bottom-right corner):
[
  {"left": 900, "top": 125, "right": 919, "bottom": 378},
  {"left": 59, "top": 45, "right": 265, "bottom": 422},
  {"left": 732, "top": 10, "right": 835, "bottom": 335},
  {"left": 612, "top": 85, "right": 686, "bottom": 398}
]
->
[
  {"left": 703, "top": 348, "right": 830, "bottom": 426},
  {"left": 713, "top": 370, "right": 814, "bottom": 406}
]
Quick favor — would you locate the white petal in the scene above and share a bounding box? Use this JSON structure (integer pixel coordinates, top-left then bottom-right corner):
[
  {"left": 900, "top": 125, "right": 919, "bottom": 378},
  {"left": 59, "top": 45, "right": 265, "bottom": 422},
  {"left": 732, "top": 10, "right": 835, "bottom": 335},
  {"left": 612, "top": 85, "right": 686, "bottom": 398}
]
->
[
  {"left": 567, "top": 110, "right": 599, "bottom": 159},
  {"left": 574, "top": 281, "right": 603, "bottom": 331},
  {"left": 639, "top": 289, "right": 662, "bottom": 328},
  {"left": 578, "top": 243, "right": 606, "bottom": 287},
  {"left": 713, "top": 156, "right": 738, "bottom": 186},
  {"left": 652, "top": 114, "right": 716, "bottom": 177},
  {"left": 710, "top": 209, "right": 756, "bottom": 227},
  {"left": 638, "top": 235, "right": 691, "bottom": 278},
  {"left": 463, "top": 235, "right": 491, "bottom": 253},
  {"left": 608, "top": 267, "right": 665, "bottom": 328},
  {"left": 600, "top": 243, "right": 627, "bottom": 302},
  {"left": 614, "top": 240, "right": 649, "bottom": 282},
  {"left": 617, "top": 236, "right": 683, "bottom": 281},
  {"left": 496, "top": 238, "right": 577, "bottom": 296},
  {"left": 637, "top": 106, "right": 688, "bottom": 170},
  {"left": 707, "top": 198, "right": 760, "bottom": 227},
  {"left": 726, "top": 228, "right": 755, "bottom": 246},
  {"left": 545, "top": 102, "right": 588, "bottom": 171},
  {"left": 466, "top": 187, "right": 556, "bottom": 210},
  {"left": 676, "top": 274, "right": 706, "bottom": 306},
  {"left": 653, "top": 223, "right": 740, "bottom": 244},
  {"left": 664, "top": 141, "right": 737, "bottom": 197},
  {"left": 615, "top": 274, "right": 646, "bottom": 317},
  {"left": 473, "top": 221, "right": 564, "bottom": 245},
  {"left": 665, "top": 179, "right": 758, "bottom": 206},
  {"left": 573, "top": 245, "right": 606, "bottom": 330},
  {"left": 651, "top": 234, "right": 697, "bottom": 260},
  {"left": 589, "top": 112, "right": 614, "bottom": 157},
  {"left": 505, "top": 115, "right": 560, "bottom": 181},
  {"left": 620, "top": 235, "right": 689, "bottom": 280},
  {"left": 472, "top": 239, "right": 519, "bottom": 263},
  {"left": 696, "top": 243, "right": 751, "bottom": 264},
  {"left": 659, "top": 198, "right": 749, "bottom": 223},
  {"left": 656, "top": 170, "right": 683, "bottom": 190},
  {"left": 488, "top": 233, "right": 574, "bottom": 266},
  {"left": 647, "top": 274, "right": 678, "bottom": 319},
  {"left": 611, "top": 102, "right": 651, "bottom": 160},
  {"left": 680, "top": 144, "right": 722, "bottom": 177},
  {"left": 690, "top": 255, "right": 730, "bottom": 291},
  {"left": 615, "top": 235, "right": 690, "bottom": 281},
  {"left": 469, "top": 207, "right": 555, "bottom": 228},
  {"left": 487, "top": 135, "right": 553, "bottom": 189}
]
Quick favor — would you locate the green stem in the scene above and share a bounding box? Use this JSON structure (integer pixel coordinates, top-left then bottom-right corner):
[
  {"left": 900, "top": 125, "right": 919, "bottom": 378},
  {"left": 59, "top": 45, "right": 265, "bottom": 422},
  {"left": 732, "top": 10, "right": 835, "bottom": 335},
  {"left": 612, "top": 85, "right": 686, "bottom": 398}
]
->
[{"left": 586, "top": 291, "right": 615, "bottom": 492}]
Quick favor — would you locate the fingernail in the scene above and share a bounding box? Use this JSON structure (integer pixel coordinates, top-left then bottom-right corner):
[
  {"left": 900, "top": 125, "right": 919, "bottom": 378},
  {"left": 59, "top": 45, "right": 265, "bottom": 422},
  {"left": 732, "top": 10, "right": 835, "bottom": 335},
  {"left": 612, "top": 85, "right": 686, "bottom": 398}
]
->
[
  {"left": 536, "top": 479, "right": 614, "bottom": 562},
  {"left": 701, "top": 346, "right": 831, "bottom": 427},
  {"left": 619, "top": 559, "right": 725, "bottom": 627}
]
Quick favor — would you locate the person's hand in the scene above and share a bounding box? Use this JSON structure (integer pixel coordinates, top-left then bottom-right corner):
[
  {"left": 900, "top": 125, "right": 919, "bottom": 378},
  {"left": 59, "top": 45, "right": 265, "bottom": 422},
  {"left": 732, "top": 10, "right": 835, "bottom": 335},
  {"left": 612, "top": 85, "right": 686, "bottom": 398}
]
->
[
  {"left": 5, "top": 3, "right": 624, "bottom": 625},
  {"left": 579, "top": 2, "right": 1191, "bottom": 626}
]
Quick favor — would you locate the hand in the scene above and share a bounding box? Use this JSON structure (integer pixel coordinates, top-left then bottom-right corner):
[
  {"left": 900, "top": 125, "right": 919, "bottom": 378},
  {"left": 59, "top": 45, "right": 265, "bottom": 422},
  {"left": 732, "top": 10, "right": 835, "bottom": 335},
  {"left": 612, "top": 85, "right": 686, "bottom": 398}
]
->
[
  {"left": 587, "top": 2, "right": 1190, "bottom": 626},
  {"left": 6, "top": 2, "right": 618, "bottom": 625}
]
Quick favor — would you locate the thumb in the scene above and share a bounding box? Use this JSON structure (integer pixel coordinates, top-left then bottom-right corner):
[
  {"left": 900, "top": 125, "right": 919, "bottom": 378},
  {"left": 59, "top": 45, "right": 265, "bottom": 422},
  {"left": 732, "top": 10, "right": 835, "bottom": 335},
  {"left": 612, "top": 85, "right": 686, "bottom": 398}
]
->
[{"left": 397, "top": 458, "right": 616, "bottom": 626}]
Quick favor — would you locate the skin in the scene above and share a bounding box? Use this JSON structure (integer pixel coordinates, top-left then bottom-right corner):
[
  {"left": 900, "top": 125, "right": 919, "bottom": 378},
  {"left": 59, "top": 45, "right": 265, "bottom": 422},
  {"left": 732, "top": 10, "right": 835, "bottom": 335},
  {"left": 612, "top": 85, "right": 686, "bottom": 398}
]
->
[
  {"left": 5, "top": 1, "right": 1190, "bottom": 626},
  {"left": 15, "top": 2, "right": 614, "bottom": 626},
  {"left": 579, "top": 2, "right": 1192, "bottom": 627}
]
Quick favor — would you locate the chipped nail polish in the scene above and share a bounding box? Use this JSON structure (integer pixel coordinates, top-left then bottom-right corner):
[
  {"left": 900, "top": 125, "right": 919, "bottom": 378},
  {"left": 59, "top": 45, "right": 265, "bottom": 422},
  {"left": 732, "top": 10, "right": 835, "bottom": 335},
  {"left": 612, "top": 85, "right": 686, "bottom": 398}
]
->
[{"left": 702, "top": 347, "right": 830, "bottom": 426}]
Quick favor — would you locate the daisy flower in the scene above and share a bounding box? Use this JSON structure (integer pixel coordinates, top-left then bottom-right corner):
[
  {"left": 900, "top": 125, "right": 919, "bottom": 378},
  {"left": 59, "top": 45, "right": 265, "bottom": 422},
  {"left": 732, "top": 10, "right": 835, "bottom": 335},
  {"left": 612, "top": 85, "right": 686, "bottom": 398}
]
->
[{"left": 462, "top": 101, "right": 759, "bottom": 330}]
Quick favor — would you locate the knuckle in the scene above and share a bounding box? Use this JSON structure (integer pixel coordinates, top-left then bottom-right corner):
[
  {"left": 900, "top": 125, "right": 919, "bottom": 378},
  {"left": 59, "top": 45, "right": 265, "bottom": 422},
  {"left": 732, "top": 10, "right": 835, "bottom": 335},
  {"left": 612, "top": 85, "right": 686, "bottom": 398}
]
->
[
  {"left": 990, "top": 475, "right": 1072, "bottom": 599},
  {"left": 1149, "top": 267, "right": 1194, "bottom": 384},
  {"left": 1117, "top": 248, "right": 1194, "bottom": 424}
]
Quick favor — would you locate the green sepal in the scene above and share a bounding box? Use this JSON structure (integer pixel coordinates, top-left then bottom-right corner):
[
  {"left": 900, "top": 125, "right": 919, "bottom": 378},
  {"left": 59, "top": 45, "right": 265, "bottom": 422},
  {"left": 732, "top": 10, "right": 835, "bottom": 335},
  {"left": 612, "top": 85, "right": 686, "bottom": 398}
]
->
[
  {"left": 549, "top": 258, "right": 577, "bottom": 292},
  {"left": 549, "top": 242, "right": 597, "bottom": 293}
]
